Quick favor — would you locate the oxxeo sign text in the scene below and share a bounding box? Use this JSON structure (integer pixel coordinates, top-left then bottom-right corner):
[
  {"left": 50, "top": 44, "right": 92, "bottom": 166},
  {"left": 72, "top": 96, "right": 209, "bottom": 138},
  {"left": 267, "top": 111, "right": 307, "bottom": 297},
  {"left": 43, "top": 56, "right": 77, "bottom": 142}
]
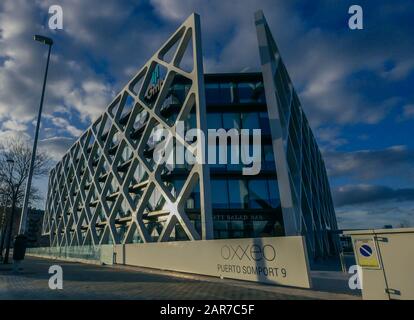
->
[{"left": 220, "top": 244, "right": 276, "bottom": 262}]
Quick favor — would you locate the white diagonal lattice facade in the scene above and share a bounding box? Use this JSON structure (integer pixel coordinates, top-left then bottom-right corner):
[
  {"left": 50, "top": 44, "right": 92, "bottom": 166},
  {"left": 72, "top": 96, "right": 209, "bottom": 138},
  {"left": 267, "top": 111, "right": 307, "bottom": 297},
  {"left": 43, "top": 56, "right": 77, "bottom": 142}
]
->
[
  {"left": 41, "top": 11, "right": 339, "bottom": 260},
  {"left": 42, "top": 14, "right": 213, "bottom": 247}
]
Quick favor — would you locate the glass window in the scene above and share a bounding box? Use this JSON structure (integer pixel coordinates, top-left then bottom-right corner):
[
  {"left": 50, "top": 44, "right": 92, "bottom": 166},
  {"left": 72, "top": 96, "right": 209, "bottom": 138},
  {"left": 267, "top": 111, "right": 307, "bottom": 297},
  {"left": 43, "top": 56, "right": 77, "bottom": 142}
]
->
[
  {"left": 211, "top": 179, "right": 229, "bottom": 209},
  {"left": 255, "top": 83, "right": 266, "bottom": 103},
  {"left": 253, "top": 221, "right": 268, "bottom": 237},
  {"left": 241, "top": 112, "right": 260, "bottom": 130},
  {"left": 267, "top": 179, "right": 280, "bottom": 208},
  {"left": 226, "top": 144, "right": 243, "bottom": 171},
  {"left": 219, "top": 82, "right": 235, "bottom": 104},
  {"left": 228, "top": 180, "right": 249, "bottom": 209},
  {"left": 205, "top": 83, "right": 220, "bottom": 104},
  {"left": 259, "top": 112, "right": 271, "bottom": 135},
  {"left": 207, "top": 113, "right": 222, "bottom": 129},
  {"left": 213, "top": 221, "right": 229, "bottom": 239},
  {"left": 172, "top": 179, "right": 185, "bottom": 198},
  {"left": 263, "top": 144, "right": 275, "bottom": 170},
  {"left": 238, "top": 82, "right": 254, "bottom": 103},
  {"left": 222, "top": 113, "right": 240, "bottom": 130},
  {"left": 209, "top": 144, "right": 227, "bottom": 170},
  {"left": 229, "top": 221, "right": 244, "bottom": 238},
  {"left": 185, "top": 110, "right": 197, "bottom": 132},
  {"left": 190, "top": 183, "right": 201, "bottom": 209},
  {"left": 170, "top": 84, "right": 186, "bottom": 104},
  {"left": 248, "top": 179, "right": 270, "bottom": 209}
]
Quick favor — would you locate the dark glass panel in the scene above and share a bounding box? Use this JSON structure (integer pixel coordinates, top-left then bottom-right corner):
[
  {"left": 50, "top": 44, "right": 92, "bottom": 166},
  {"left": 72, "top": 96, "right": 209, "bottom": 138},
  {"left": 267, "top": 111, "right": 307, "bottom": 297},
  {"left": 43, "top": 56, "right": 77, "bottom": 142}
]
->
[
  {"left": 222, "top": 112, "right": 240, "bottom": 130},
  {"left": 219, "top": 82, "right": 234, "bottom": 104},
  {"left": 207, "top": 112, "right": 222, "bottom": 129},
  {"left": 228, "top": 180, "right": 249, "bottom": 209},
  {"left": 248, "top": 179, "right": 270, "bottom": 209},
  {"left": 259, "top": 111, "right": 271, "bottom": 135},
  {"left": 205, "top": 83, "right": 220, "bottom": 104},
  {"left": 211, "top": 179, "right": 229, "bottom": 209},
  {"left": 267, "top": 179, "right": 281, "bottom": 208},
  {"left": 241, "top": 112, "right": 260, "bottom": 130}
]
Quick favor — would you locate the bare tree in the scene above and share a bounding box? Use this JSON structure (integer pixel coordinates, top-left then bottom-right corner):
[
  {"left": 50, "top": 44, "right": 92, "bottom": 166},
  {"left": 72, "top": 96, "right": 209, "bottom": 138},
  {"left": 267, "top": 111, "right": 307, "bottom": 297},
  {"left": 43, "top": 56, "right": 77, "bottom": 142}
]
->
[
  {"left": 0, "top": 137, "right": 51, "bottom": 262},
  {"left": 0, "top": 138, "right": 50, "bottom": 204}
]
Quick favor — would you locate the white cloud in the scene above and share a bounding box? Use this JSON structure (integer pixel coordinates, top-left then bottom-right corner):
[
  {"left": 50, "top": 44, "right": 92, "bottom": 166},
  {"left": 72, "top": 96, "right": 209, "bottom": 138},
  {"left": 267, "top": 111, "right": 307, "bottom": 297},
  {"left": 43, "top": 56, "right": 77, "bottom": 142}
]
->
[
  {"left": 39, "top": 136, "right": 75, "bottom": 161},
  {"left": 48, "top": 115, "right": 83, "bottom": 137},
  {"left": 2, "top": 119, "right": 27, "bottom": 131}
]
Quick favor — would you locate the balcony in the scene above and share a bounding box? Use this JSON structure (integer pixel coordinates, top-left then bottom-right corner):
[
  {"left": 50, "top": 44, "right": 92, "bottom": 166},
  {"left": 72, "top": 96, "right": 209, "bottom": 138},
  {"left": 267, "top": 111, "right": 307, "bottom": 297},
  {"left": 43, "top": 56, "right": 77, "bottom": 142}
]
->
[
  {"left": 128, "top": 180, "right": 149, "bottom": 194},
  {"left": 130, "top": 121, "right": 146, "bottom": 140},
  {"left": 117, "top": 158, "right": 133, "bottom": 173}
]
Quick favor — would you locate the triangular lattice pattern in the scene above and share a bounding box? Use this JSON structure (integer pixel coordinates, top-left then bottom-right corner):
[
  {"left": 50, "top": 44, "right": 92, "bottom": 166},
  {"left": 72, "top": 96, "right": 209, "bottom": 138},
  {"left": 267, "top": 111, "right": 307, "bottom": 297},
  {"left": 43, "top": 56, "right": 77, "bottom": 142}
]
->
[{"left": 42, "top": 14, "right": 213, "bottom": 247}]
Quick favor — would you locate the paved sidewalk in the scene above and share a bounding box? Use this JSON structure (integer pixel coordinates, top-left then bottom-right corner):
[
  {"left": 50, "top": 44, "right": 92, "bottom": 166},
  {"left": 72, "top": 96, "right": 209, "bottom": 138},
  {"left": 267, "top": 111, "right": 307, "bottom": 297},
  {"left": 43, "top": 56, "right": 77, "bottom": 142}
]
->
[{"left": 0, "top": 257, "right": 360, "bottom": 300}]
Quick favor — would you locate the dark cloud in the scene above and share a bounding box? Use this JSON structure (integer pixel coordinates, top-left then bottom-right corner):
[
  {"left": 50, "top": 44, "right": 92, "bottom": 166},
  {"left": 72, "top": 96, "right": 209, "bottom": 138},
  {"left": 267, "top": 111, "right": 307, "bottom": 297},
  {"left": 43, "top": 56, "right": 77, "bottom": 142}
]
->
[
  {"left": 336, "top": 203, "right": 414, "bottom": 229},
  {"left": 333, "top": 184, "right": 414, "bottom": 207},
  {"left": 324, "top": 145, "right": 414, "bottom": 181},
  {"left": 1, "top": 0, "right": 413, "bottom": 216}
]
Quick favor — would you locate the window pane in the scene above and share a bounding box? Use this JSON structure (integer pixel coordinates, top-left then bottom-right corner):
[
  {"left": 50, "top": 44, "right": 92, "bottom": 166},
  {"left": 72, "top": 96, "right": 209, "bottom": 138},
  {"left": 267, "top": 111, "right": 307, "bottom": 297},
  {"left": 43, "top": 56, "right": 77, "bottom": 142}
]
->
[
  {"left": 219, "top": 82, "right": 234, "bottom": 104},
  {"left": 226, "top": 144, "right": 243, "bottom": 171},
  {"left": 241, "top": 112, "right": 260, "bottom": 130},
  {"left": 207, "top": 113, "right": 222, "bottom": 129},
  {"left": 213, "top": 221, "right": 229, "bottom": 239},
  {"left": 263, "top": 144, "right": 275, "bottom": 170},
  {"left": 248, "top": 180, "right": 270, "bottom": 209},
  {"left": 259, "top": 112, "right": 271, "bottom": 135},
  {"left": 229, "top": 221, "right": 244, "bottom": 238},
  {"left": 255, "top": 83, "right": 266, "bottom": 103},
  {"left": 222, "top": 113, "right": 240, "bottom": 129},
  {"left": 267, "top": 179, "right": 281, "bottom": 208},
  {"left": 209, "top": 145, "right": 227, "bottom": 170},
  {"left": 211, "top": 179, "right": 229, "bottom": 209},
  {"left": 238, "top": 82, "right": 254, "bottom": 103},
  {"left": 228, "top": 180, "right": 249, "bottom": 209},
  {"left": 205, "top": 83, "right": 220, "bottom": 104}
]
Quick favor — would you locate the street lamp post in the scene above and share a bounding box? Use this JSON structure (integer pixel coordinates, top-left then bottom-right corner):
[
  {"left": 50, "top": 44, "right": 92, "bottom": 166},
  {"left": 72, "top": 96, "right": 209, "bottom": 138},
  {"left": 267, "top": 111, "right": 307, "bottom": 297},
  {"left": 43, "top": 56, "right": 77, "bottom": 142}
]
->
[
  {"left": 0, "top": 191, "right": 8, "bottom": 261},
  {"left": 15, "top": 35, "right": 53, "bottom": 262},
  {"left": 3, "top": 159, "right": 15, "bottom": 264}
]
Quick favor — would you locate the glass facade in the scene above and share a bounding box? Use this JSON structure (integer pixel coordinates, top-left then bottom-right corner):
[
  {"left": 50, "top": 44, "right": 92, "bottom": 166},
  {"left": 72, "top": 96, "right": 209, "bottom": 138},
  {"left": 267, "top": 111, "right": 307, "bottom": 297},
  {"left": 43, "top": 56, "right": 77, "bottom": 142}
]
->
[
  {"left": 205, "top": 80, "right": 265, "bottom": 105},
  {"left": 43, "top": 72, "right": 338, "bottom": 260},
  {"left": 202, "top": 74, "right": 283, "bottom": 240},
  {"left": 42, "top": 11, "right": 339, "bottom": 261}
]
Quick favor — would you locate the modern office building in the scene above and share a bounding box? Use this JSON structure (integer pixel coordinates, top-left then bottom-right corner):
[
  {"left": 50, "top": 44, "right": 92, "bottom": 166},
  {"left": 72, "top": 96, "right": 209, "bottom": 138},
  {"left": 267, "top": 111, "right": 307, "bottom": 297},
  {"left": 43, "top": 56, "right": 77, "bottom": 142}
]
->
[{"left": 42, "top": 12, "right": 339, "bottom": 260}]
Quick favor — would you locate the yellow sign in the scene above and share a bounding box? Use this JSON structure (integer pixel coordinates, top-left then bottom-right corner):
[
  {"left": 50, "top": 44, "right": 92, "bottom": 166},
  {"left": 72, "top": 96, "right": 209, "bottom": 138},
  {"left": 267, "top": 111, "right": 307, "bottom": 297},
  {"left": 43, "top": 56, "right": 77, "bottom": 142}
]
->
[{"left": 354, "top": 238, "right": 381, "bottom": 269}]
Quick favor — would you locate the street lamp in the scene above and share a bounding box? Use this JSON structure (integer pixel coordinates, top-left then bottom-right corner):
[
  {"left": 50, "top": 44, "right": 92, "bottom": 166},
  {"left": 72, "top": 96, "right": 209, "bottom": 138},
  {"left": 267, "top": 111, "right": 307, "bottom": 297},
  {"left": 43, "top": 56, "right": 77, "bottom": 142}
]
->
[
  {"left": 3, "top": 159, "right": 15, "bottom": 264},
  {"left": 0, "top": 187, "right": 9, "bottom": 261},
  {"left": 15, "top": 35, "right": 53, "bottom": 263}
]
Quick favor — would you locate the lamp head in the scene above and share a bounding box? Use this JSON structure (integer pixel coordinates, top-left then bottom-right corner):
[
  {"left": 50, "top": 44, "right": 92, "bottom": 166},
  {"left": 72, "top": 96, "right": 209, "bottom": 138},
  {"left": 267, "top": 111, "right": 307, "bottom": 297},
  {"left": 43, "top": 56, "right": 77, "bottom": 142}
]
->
[{"left": 34, "top": 35, "right": 53, "bottom": 46}]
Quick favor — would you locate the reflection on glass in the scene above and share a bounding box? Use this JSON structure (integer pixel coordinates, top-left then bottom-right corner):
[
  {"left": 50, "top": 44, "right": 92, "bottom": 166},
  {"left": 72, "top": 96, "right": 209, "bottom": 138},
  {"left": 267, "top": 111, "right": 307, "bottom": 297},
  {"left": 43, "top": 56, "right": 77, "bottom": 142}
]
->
[
  {"left": 228, "top": 180, "right": 249, "bottom": 209},
  {"left": 211, "top": 179, "right": 229, "bottom": 209},
  {"left": 248, "top": 179, "right": 270, "bottom": 209},
  {"left": 222, "top": 113, "right": 240, "bottom": 129},
  {"left": 267, "top": 179, "right": 280, "bottom": 208},
  {"left": 241, "top": 112, "right": 260, "bottom": 130},
  {"left": 205, "top": 83, "right": 220, "bottom": 104},
  {"left": 219, "top": 82, "right": 234, "bottom": 104}
]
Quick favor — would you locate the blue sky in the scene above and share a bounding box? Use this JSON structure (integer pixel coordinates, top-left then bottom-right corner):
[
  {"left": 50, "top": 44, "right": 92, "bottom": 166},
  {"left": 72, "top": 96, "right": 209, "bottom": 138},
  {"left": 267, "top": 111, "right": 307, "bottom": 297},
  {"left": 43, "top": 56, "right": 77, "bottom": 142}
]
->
[{"left": 0, "top": 0, "right": 413, "bottom": 229}]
